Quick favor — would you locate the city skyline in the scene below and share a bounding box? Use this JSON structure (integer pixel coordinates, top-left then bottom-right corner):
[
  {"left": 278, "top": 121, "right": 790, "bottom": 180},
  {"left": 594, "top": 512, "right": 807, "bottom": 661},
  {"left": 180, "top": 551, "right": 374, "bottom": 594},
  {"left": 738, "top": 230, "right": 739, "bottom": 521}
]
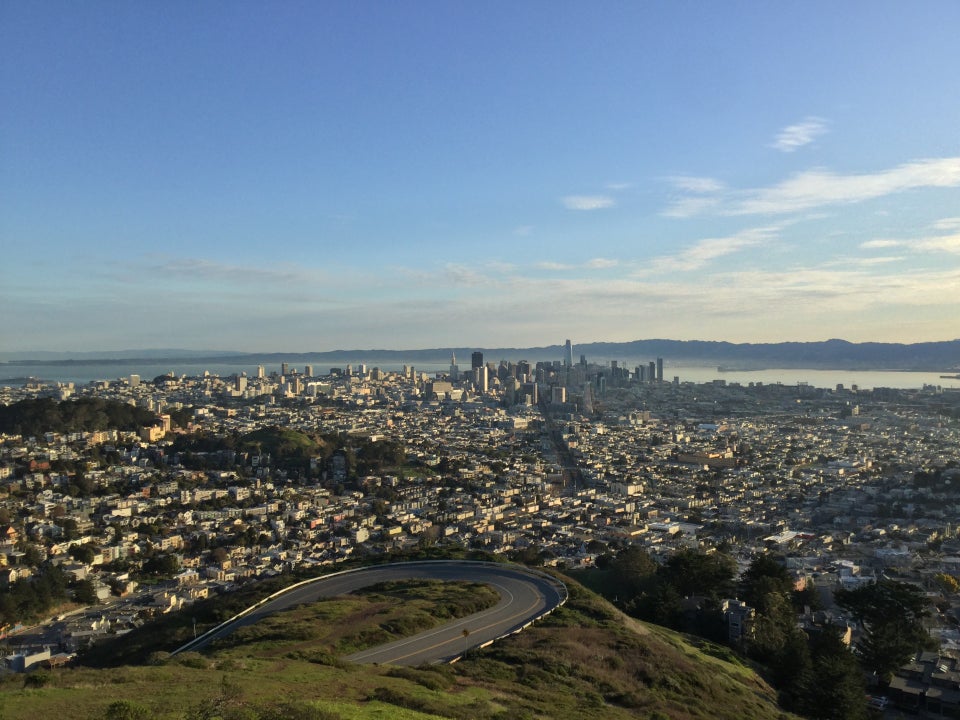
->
[{"left": 3, "top": 3, "right": 960, "bottom": 352}]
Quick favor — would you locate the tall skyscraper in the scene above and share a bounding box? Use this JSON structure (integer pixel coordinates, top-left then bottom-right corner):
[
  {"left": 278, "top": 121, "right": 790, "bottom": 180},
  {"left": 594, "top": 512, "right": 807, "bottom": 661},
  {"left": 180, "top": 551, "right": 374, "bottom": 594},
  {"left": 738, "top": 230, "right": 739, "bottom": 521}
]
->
[
  {"left": 471, "top": 351, "right": 483, "bottom": 370},
  {"left": 450, "top": 352, "right": 459, "bottom": 381},
  {"left": 476, "top": 365, "right": 488, "bottom": 393},
  {"left": 656, "top": 357, "right": 664, "bottom": 382},
  {"left": 281, "top": 362, "right": 289, "bottom": 376},
  {"left": 304, "top": 364, "right": 313, "bottom": 377},
  {"left": 565, "top": 339, "right": 573, "bottom": 367},
  {"left": 648, "top": 361, "right": 656, "bottom": 383},
  {"left": 257, "top": 365, "right": 265, "bottom": 379}
]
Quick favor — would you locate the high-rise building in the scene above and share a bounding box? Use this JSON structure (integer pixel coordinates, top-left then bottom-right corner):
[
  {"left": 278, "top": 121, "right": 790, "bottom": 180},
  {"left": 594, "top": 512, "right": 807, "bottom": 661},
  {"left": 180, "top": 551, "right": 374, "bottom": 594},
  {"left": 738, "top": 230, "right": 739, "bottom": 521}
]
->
[
  {"left": 648, "top": 361, "right": 656, "bottom": 383},
  {"left": 565, "top": 339, "right": 573, "bottom": 367},
  {"left": 304, "top": 365, "right": 313, "bottom": 377},
  {"left": 129, "top": 374, "right": 140, "bottom": 387},
  {"left": 471, "top": 351, "right": 483, "bottom": 370},
  {"left": 236, "top": 375, "right": 247, "bottom": 392},
  {"left": 257, "top": 365, "right": 265, "bottom": 379},
  {"left": 449, "top": 352, "right": 459, "bottom": 381},
  {"left": 476, "top": 365, "right": 488, "bottom": 393},
  {"left": 656, "top": 357, "right": 664, "bottom": 382},
  {"left": 517, "top": 360, "right": 531, "bottom": 380},
  {"left": 281, "top": 362, "right": 289, "bottom": 376}
]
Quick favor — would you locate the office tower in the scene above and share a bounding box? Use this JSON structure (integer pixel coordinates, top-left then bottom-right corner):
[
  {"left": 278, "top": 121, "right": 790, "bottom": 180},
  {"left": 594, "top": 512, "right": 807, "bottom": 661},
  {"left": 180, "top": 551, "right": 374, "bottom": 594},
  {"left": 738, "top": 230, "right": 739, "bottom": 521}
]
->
[
  {"left": 476, "top": 365, "right": 488, "bottom": 393},
  {"left": 522, "top": 381, "right": 538, "bottom": 404},
  {"left": 565, "top": 339, "right": 573, "bottom": 367},
  {"left": 281, "top": 362, "right": 289, "bottom": 376},
  {"left": 257, "top": 365, "right": 265, "bottom": 378},
  {"left": 449, "top": 352, "right": 459, "bottom": 381},
  {"left": 236, "top": 375, "right": 247, "bottom": 392},
  {"left": 656, "top": 357, "right": 664, "bottom": 382},
  {"left": 580, "top": 354, "right": 586, "bottom": 367},
  {"left": 345, "top": 364, "right": 352, "bottom": 377},
  {"left": 129, "top": 374, "right": 140, "bottom": 387},
  {"left": 517, "top": 360, "right": 531, "bottom": 380},
  {"left": 551, "top": 386, "right": 567, "bottom": 404},
  {"left": 648, "top": 361, "right": 656, "bottom": 383},
  {"left": 471, "top": 351, "right": 483, "bottom": 370},
  {"left": 304, "top": 364, "right": 313, "bottom": 377}
]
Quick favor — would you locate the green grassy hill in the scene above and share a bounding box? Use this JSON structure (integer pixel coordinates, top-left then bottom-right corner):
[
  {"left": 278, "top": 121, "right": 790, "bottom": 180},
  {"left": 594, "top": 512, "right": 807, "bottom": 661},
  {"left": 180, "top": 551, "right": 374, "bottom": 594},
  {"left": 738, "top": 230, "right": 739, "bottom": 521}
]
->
[{"left": 0, "top": 575, "right": 795, "bottom": 720}]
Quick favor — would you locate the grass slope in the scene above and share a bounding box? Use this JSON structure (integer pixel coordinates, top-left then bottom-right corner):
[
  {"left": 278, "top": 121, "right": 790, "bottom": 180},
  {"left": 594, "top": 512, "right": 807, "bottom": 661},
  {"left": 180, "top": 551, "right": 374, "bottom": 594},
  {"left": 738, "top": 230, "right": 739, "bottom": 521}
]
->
[{"left": 0, "top": 575, "right": 795, "bottom": 720}]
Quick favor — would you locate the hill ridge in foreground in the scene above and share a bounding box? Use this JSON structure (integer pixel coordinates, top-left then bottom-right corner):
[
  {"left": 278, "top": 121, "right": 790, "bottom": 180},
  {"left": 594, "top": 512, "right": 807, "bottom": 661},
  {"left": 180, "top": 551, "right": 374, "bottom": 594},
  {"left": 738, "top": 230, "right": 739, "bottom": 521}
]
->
[{"left": 0, "top": 577, "right": 796, "bottom": 720}]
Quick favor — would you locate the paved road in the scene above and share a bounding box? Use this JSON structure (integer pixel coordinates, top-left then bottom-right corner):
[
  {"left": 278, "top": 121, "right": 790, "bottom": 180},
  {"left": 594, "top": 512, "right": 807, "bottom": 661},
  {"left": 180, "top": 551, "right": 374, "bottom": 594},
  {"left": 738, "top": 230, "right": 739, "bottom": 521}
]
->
[{"left": 179, "top": 561, "right": 566, "bottom": 665}]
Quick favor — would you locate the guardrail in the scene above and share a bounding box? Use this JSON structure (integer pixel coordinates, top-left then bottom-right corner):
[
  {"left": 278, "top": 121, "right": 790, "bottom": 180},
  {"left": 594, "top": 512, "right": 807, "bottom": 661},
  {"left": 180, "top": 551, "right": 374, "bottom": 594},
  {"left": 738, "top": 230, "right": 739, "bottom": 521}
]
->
[{"left": 171, "top": 559, "right": 567, "bottom": 660}]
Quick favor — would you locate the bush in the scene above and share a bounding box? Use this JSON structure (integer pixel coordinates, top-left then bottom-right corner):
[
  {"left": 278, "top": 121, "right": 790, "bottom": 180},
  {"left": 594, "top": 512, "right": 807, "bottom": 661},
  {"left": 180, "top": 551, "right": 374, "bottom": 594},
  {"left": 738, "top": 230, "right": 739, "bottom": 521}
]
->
[
  {"left": 105, "top": 700, "right": 153, "bottom": 720},
  {"left": 24, "top": 670, "right": 52, "bottom": 688}
]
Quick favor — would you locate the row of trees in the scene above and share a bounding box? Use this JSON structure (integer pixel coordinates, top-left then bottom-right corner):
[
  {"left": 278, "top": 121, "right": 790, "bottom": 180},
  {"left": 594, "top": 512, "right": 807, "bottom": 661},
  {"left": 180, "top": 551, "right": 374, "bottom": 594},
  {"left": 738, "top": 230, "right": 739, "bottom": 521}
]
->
[{"left": 0, "top": 397, "right": 160, "bottom": 435}]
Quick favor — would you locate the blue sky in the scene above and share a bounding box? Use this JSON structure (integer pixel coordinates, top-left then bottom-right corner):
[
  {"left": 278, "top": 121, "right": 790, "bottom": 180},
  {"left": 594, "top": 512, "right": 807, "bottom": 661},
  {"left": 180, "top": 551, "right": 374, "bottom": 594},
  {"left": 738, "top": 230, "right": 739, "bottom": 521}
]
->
[{"left": 3, "top": 1, "right": 960, "bottom": 352}]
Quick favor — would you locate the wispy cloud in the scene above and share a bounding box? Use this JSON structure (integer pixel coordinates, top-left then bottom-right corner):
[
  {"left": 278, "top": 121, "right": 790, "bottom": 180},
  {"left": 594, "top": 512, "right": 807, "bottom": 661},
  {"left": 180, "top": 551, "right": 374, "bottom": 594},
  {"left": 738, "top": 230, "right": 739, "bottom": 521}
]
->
[
  {"left": 605, "top": 182, "right": 633, "bottom": 191},
  {"left": 148, "top": 257, "right": 309, "bottom": 284},
  {"left": 536, "top": 261, "right": 574, "bottom": 271},
  {"left": 661, "top": 175, "right": 724, "bottom": 217},
  {"left": 662, "top": 195, "right": 721, "bottom": 218},
  {"left": 732, "top": 157, "right": 960, "bottom": 215},
  {"left": 669, "top": 175, "right": 725, "bottom": 193},
  {"left": 443, "top": 263, "right": 495, "bottom": 287},
  {"left": 586, "top": 257, "right": 619, "bottom": 269},
  {"left": 932, "top": 217, "right": 960, "bottom": 232},
  {"left": 663, "top": 157, "right": 960, "bottom": 219},
  {"left": 513, "top": 225, "right": 534, "bottom": 237},
  {"left": 859, "top": 239, "right": 901, "bottom": 249},
  {"left": 562, "top": 195, "right": 615, "bottom": 210},
  {"left": 641, "top": 225, "right": 780, "bottom": 274},
  {"left": 859, "top": 219, "right": 960, "bottom": 255},
  {"left": 772, "top": 116, "right": 828, "bottom": 152}
]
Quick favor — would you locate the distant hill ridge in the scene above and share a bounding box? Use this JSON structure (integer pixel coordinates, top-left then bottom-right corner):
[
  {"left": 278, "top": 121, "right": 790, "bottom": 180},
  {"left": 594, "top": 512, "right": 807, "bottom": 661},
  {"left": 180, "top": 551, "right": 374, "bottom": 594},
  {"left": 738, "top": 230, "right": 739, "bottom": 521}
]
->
[{"left": 3, "top": 338, "right": 960, "bottom": 370}]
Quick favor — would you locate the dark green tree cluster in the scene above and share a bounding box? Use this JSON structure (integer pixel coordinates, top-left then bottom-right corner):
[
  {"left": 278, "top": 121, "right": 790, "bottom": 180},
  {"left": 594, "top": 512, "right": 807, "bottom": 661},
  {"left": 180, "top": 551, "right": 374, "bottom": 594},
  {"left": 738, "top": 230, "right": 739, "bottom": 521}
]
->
[
  {"left": 835, "top": 578, "right": 934, "bottom": 680},
  {"left": 602, "top": 547, "right": 735, "bottom": 640},
  {"left": 736, "top": 556, "right": 866, "bottom": 718},
  {"left": 0, "top": 563, "right": 69, "bottom": 625},
  {"left": 0, "top": 397, "right": 159, "bottom": 436}
]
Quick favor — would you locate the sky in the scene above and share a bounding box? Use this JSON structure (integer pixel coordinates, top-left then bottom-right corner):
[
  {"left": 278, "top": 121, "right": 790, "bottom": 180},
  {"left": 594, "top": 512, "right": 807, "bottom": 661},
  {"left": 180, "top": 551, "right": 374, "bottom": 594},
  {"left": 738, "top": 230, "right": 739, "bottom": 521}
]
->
[{"left": 3, "top": 1, "right": 960, "bottom": 353}]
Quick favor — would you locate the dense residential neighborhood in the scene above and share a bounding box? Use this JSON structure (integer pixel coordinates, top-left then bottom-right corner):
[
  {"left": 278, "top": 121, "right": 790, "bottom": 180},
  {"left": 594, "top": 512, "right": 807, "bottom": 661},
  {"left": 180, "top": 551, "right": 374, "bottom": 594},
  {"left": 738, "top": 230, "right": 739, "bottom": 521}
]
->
[{"left": 3, "top": 359, "right": 960, "bottom": 714}]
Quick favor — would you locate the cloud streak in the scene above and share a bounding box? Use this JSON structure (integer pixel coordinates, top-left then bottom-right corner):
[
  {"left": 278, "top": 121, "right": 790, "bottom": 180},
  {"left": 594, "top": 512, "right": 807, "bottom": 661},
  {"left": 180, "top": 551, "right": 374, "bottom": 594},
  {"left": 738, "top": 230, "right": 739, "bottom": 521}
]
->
[
  {"left": 562, "top": 195, "right": 615, "bottom": 210},
  {"left": 662, "top": 157, "right": 960, "bottom": 218},
  {"left": 147, "top": 257, "right": 311, "bottom": 284},
  {"left": 731, "top": 157, "right": 960, "bottom": 215},
  {"left": 640, "top": 225, "right": 780, "bottom": 274},
  {"left": 772, "top": 116, "right": 828, "bottom": 152}
]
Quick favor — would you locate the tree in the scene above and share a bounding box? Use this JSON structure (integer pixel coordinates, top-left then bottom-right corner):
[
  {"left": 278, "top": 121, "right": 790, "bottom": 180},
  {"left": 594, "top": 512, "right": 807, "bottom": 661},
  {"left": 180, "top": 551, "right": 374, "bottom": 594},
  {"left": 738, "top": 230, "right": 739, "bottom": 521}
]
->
[
  {"left": 740, "top": 554, "right": 794, "bottom": 607},
  {"left": 608, "top": 546, "right": 657, "bottom": 602},
  {"left": 661, "top": 548, "right": 736, "bottom": 599},
  {"left": 73, "top": 578, "right": 99, "bottom": 605},
  {"left": 835, "top": 579, "right": 933, "bottom": 680},
  {"left": 69, "top": 543, "right": 98, "bottom": 564},
  {"left": 802, "top": 628, "right": 867, "bottom": 720}
]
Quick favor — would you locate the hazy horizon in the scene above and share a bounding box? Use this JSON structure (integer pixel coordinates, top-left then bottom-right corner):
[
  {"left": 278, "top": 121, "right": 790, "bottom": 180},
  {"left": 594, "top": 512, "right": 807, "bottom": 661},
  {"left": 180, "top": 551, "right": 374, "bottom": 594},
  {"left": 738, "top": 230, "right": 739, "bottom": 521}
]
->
[{"left": 3, "top": 3, "right": 959, "bottom": 352}]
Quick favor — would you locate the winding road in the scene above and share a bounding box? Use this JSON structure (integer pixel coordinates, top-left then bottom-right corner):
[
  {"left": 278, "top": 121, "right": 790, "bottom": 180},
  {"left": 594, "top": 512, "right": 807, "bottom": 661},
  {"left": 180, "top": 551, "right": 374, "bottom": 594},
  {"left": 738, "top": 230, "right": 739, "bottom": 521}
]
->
[{"left": 174, "top": 561, "right": 567, "bottom": 666}]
